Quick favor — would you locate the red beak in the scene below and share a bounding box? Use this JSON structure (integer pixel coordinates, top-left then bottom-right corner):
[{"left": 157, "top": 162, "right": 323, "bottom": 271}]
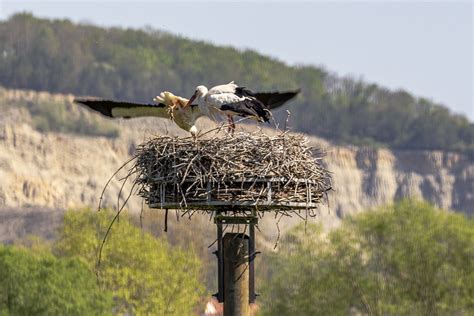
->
[{"left": 186, "top": 93, "right": 197, "bottom": 107}]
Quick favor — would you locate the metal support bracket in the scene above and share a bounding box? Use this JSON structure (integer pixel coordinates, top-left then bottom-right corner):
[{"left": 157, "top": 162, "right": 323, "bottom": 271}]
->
[
  {"left": 213, "top": 210, "right": 259, "bottom": 304},
  {"left": 213, "top": 215, "right": 258, "bottom": 225}
]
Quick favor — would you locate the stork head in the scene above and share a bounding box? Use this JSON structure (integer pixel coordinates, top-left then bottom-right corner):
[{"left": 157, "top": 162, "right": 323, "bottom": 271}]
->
[
  {"left": 186, "top": 85, "right": 208, "bottom": 107},
  {"left": 189, "top": 125, "right": 198, "bottom": 138}
]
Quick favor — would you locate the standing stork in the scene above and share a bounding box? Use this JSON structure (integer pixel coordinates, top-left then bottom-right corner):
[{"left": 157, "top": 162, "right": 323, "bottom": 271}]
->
[{"left": 186, "top": 82, "right": 299, "bottom": 133}]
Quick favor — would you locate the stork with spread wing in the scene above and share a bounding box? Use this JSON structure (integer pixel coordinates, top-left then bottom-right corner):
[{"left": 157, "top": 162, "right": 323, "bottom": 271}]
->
[
  {"left": 75, "top": 91, "right": 202, "bottom": 136},
  {"left": 75, "top": 84, "right": 299, "bottom": 136}
]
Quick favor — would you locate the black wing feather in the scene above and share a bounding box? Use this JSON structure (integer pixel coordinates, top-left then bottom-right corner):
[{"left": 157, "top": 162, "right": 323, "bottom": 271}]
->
[
  {"left": 234, "top": 86, "right": 255, "bottom": 98},
  {"left": 235, "top": 86, "right": 300, "bottom": 109},
  {"left": 74, "top": 99, "right": 166, "bottom": 117},
  {"left": 254, "top": 90, "right": 300, "bottom": 109},
  {"left": 220, "top": 98, "right": 270, "bottom": 122}
]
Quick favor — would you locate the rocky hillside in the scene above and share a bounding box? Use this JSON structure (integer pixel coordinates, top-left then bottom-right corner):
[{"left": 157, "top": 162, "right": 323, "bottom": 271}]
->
[
  {"left": 0, "top": 88, "right": 472, "bottom": 242},
  {"left": 327, "top": 147, "right": 473, "bottom": 216}
]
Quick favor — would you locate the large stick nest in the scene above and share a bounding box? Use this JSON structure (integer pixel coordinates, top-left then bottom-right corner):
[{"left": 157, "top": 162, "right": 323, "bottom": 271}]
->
[{"left": 133, "top": 131, "right": 331, "bottom": 212}]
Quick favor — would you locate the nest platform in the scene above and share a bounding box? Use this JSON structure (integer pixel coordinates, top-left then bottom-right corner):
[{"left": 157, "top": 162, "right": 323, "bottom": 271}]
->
[{"left": 133, "top": 131, "right": 331, "bottom": 213}]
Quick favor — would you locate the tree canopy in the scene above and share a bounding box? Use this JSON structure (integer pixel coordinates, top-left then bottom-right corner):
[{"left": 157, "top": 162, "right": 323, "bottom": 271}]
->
[
  {"left": 0, "top": 209, "right": 205, "bottom": 315},
  {"left": 260, "top": 200, "right": 474, "bottom": 315},
  {"left": 54, "top": 209, "right": 205, "bottom": 315},
  {"left": 0, "top": 244, "right": 112, "bottom": 315},
  {"left": 0, "top": 13, "right": 473, "bottom": 154}
]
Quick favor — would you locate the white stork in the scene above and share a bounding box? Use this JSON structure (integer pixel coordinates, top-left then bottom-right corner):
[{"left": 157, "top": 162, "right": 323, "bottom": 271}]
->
[
  {"left": 75, "top": 91, "right": 203, "bottom": 136},
  {"left": 75, "top": 84, "right": 299, "bottom": 136},
  {"left": 186, "top": 82, "right": 299, "bottom": 133}
]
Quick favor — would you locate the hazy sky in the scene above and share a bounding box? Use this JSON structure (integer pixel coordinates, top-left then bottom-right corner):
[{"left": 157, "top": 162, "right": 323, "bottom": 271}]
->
[{"left": 1, "top": 1, "right": 472, "bottom": 121}]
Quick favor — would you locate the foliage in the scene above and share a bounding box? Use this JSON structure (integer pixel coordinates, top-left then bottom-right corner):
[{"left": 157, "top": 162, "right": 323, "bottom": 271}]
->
[
  {"left": 0, "top": 13, "right": 472, "bottom": 152},
  {"left": 260, "top": 200, "right": 474, "bottom": 315},
  {"left": 54, "top": 209, "right": 204, "bottom": 315},
  {"left": 29, "top": 100, "right": 119, "bottom": 138},
  {"left": 259, "top": 224, "right": 352, "bottom": 316},
  {"left": 130, "top": 210, "right": 219, "bottom": 294},
  {"left": 0, "top": 244, "right": 112, "bottom": 315},
  {"left": 0, "top": 86, "right": 118, "bottom": 138}
]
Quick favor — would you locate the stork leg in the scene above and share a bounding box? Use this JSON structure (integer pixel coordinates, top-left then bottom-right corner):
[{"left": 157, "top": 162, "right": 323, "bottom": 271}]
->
[
  {"left": 227, "top": 115, "right": 236, "bottom": 135},
  {"left": 227, "top": 115, "right": 232, "bottom": 133}
]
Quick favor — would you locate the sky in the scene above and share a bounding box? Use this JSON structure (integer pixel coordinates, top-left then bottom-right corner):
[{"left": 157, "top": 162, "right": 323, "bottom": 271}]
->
[{"left": 1, "top": 1, "right": 472, "bottom": 121}]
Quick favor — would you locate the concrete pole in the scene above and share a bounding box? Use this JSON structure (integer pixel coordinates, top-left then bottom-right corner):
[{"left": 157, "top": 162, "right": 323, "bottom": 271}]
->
[{"left": 223, "top": 233, "right": 250, "bottom": 316}]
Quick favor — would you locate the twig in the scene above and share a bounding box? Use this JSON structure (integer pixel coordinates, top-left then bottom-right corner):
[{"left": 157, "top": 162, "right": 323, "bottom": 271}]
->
[{"left": 98, "top": 156, "right": 136, "bottom": 212}]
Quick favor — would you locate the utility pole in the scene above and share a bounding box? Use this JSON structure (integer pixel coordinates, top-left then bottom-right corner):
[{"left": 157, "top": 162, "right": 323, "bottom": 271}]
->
[
  {"left": 223, "top": 233, "right": 250, "bottom": 316},
  {"left": 214, "top": 214, "right": 258, "bottom": 316}
]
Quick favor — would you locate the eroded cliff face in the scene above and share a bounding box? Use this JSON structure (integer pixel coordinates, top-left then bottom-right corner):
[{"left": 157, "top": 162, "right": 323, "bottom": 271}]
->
[
  {"left": 0, "top": 88, "right": 472, "bottom": 226},
  {"left": 0, "top": 123, "right": 139, "bottom": 210},
  {"left": 323, "top": 147, "right": 473, "bottom": 217}
]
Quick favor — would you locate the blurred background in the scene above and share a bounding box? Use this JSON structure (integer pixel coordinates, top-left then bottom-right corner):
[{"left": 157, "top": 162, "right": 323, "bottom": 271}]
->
[{"left": 0, "top": 1, "right": 472, "bottom": 315}]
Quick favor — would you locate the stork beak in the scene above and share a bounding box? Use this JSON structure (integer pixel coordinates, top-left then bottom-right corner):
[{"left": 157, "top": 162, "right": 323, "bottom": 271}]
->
[{"left": 186, "top": 93, "right": 197, "bottom": 107}]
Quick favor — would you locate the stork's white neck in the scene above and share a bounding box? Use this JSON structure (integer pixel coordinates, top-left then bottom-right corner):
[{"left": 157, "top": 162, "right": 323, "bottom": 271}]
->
[{"left": 194, "top": 85, "right": 213, "bottom": 118}]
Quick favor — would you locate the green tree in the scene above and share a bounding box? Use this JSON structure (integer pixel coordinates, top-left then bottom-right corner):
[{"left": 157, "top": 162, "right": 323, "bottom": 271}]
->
[
  {"left": 0, "top": 244, "right": 112, "bottom": 315},
  {"left": 54, "top": 209, "right": 204, "bottom": 315},
  {"left": 260, "top": 224, "right": 352, "bottom": 315},
  {"left": 260, "top": 200, "right": 474, "bottom": 315}
]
